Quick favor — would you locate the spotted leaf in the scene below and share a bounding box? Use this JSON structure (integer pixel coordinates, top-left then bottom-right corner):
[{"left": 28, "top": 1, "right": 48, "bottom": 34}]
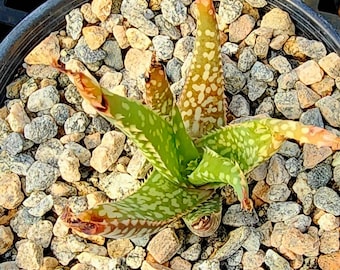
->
[
  {"left": 178, "top": 0, "right": 226, "bottom": 138},
  {"left": 61, "top": 170, "right": 213, "bottom": 239}
]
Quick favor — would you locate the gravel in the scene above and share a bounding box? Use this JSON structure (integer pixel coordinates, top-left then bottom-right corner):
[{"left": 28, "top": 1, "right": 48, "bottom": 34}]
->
[{"left": 0, "top": 0, "right": 339, "bottom": 269}]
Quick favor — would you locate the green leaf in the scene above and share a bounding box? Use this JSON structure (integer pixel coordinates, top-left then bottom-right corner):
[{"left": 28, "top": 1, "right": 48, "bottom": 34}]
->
[{"left": 61, "top": 170, "right": 214, "bottom": 239}]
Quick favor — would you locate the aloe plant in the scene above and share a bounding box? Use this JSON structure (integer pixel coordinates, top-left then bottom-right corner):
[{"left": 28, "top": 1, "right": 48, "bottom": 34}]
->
[{"left": 31, "top": 0, "right": 340, "bottom": 238}]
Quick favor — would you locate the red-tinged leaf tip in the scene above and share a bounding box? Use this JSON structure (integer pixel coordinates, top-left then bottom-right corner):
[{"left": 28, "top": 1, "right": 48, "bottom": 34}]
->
[{"left": 241, "top": 187, "right": 254, "bottom": 211}]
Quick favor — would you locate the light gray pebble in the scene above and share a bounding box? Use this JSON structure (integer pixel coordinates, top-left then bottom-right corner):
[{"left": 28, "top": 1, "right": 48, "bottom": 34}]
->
[
  {"left": 8, "top": 153, "right": 35, "bottom": 176},
  {"left": 51, "top": 237, "right": 76, "bottom": 266},
  {"left": 222, "top": 204, "right": 259, "bottom": 227},
  {"left": 193, "top": 259, "right": 220, "bottom": 270},
  {"left": 10, "top": 208, "right": 40, "bottom": 238},
  {"left": 126, "top": 246, "right": 146, "bottom": 269},
  {"left": 265, "top": 249, "right": 291, "bottom": 270},
  {"left": 300, "top": 108, "right": 324, "bottom": 127},
  {"left": 152, "top": 35, "right": 174, "bottom": 61},
  {"left": 75, "top": 37, "right": 107, "bottom": 64},
  {"left": 278, "top": 141, "right": 301, "bottom": 158},
  {"left": 213, "top": 226, "right": 251, "bottom": 261},
  {"left": 315, "top": 96, "right": 340, "bottom": 127},
  {"left": 247, "top": 78, "right": 267, "bottom": 101},
  {"left": 229, "top": 94, "right": 250, "bottom": 117},
  {"left": 66, "top": 234, "right": 87, "bottom": 253},
  {"left": 238, "top": 47, "right": 257, "bottom": 72},
  {"left": 65, "top": 142, "right": 91, "bottom": 166},
  {"left": 23, "top": 191, "right": 47, "bottom": 208},
  {"left": 173, "top": 36, "right": 194, "bottom": 62},
  {"left": 64, "top": 112, "right": 89, "bottom": 134},
  {"left": 66, "top": 8, "right": 83, "bottom": 40},
  {"left": 64, "top": 84, "right": 82, "bottom": 105},
  {"left": 50, "top": 103, "right": 75, "bottom": 126},
  {"left": 27, "top": 220, "right": 53, "bottom": 248},
  {"left": 268, "top": 183, "right": 291, "bottom": 202},
  {"left": 250, "top": 62, "right": 274, "bottom": 82},
  {"left": 155, "top": 15, "right": 182, "bottom": 40},
  {"left": 27, "top": 86, "right": 60, "bottom": 112},
  {"left": 28, "top": 194, "right": 54, "bottom": 217},
  {"left": 16, "top": 240, "right": 43, "bottom": 270},
  {"left": 277, "top": 71, "right": 298, "bottom": 90},
  {"left": 223, "top": 63, "right": 246, "bottom": 95},
  {"left": 226, "top": 249, "right": 243, "bottom": 266},
  {"left": 131, "top": 234, "right": 150, "bottom": 247},
  {"left": 166, "top": 58, "right": 183, "bottom": 83},
  {"left": 221, "top": 42, "right": 239, "bottom": 57},
  {"left": 241, "top": 227, "right": 262, "bottom": 252},
  {"left": 269, "top": 55, "right": 292, "bottom": 74},
  {"left": 121, "top": 0, "right": 159, "bottom": 36},
  {"left": 181, "top": 243, "right": 201, "bottom": 261},
  {"left": 313, "top": 187, "right": 340, "bottom": 216},
  {"left": 26, "top": 161, "right": 60, "bottom": 193},
  {"left": 274, "top": 90, "right": 302, "bottom": 119},
  {"left": 218, "top": 0, "right": 243, "bottom": 26},
  {"left": 307, "top": 163, "right": 332, "bottom": 189},
  {"left": 244, "top": 0, "right": 267, "bottom": 8},
  {"left": 35, "top": 138, "right": 64, "bottom": 167},
  {"left": 284, "top": 214, "right": 312, "bottom": 232},
  {"left": 1, "top": 132, "right": 25, "bottom": 156},
  {"left": 86, "top": 116, "right": 111, "bottom": 134},
  {"left": 102, "top": 40, "right": 124, "bottom": 70},
  {"left": 161, "top": 0, "right": 187, "bottom": 26},
  {"left": 255, "top": 96, "right": 275, "bottom": 116},
  {"left": 68, "top": 196, "right": 88, "bottom": 214},
  {"left": 266, "top": 154, "right": 291, "bottom": 185},
  {"left": 24, "top": 115, "right": 58, "bottom": 144},
  {"left": 285, "top": 157, "right": 302, "bottom": 177},
  {"left": 267, "top": 202, "right": 302, "bottom": 222}
]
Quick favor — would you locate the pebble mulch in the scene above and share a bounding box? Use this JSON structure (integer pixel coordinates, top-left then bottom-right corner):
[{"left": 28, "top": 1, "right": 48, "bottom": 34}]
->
[{"left": 0, "top": 0, "right": 340, "bottom": 269}]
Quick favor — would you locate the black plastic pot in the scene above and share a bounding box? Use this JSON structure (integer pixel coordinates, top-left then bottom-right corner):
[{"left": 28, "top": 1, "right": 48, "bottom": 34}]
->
[{"left": 0, "top": 0, "right": 339, "bottom": 106}]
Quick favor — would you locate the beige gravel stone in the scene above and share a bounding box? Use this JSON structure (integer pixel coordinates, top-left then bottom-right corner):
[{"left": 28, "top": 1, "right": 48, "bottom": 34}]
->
[
  {"left": 318, "top": 251, "right": 340, "bottom": 270},
  {"left": 126, "top": 28, "right": 152, "bottom": 50},
  {"left": 16, "top": 240, "right": 44, "bottom": 270},
  {"left": 303, "top": 144, "right": 333, "bottom": 169},
  {"left": 40, "top": 257, "right": 59, "bottom": 270},
  {"left": 82, "top": 26, "right": 109, "bottom": 50},
  {"left": 260, "top": 8, "right": 295, "bottom": 36},
  {"left": 124, "top": 48, "right": 153, "bottom": 78},
  {"left": 318, "top": 52, "right": 340, "bottom": 79},
  {"left": 229, "top": 14, "right": 256, "bottom": 43},
  {"left": 242, "top": 250, "right": 265, "bottom": 270},
  {"left": 0, "top": 172, "right": 24, "bottom": 209},
  {"left": 310, "top": 75, "right": 335, "bottom": 97},
  {"left": 295, "top": 60, "right": 324, "bottom": 85},
  {"left": 170, "top": 256, "right": 192, "bottom": 270},
  {"left": 320, "top": 229, "right": 339, "bottom": 254},
  {"left": 113, "top": 25, "right": 130, "bottom": 49},
  {"left": 91, "top": 0, "right": 112, "bottom": 22},
  {"left": 58, "top": 149, "right": 81, "bottom": 182},
  {"left": 6, "top": 102, "right": 30, "bottom": 133},
  {"left": 317, "top": 213, "right": 339, "bottom": 231},
  {"left": 107, "top": 238, "right": 134, "bottom": 258},
  {"left": 269, "top": 34, "right": 289, "bottom": 50},
  {"left": 84, "top": 132, "right": 101, "bottom": 149},
  {"left": 295, "top": 81, "right": 321, "bottom": 108},
  {"left": 0, "top": 225, "right": 14, "bottom": 255},
  {"left": 141, "top": 261, "right": 172, "bottom": 270},
  {"left": 80, "top": 3, "right": 99, "bottom": 24}
]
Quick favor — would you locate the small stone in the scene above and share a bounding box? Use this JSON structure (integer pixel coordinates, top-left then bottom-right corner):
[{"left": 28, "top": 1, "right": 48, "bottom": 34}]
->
[
  {"left": 303, "top": 144, "right": 333, "bottom": 169},
  {"left": 49, "top": 181, "right": 77, "bottom": 197},
  {"left": 254, "top": 36, "right": 270, "bottom": 59},
  {"left": 58, "top": 149, "right": 81, "bottom": 182},
  {"left": 53, "top": 216, "right": 70, "bottom": 237},
  {"left": 320, "top": 229, "right": 339, "bottom": 254},
  {"left": 283, "top": 36, "right": 327, "bottom": 60},
  {"left": 222, "top": 42, "right": 239, "bottom": 57},
  {"left": 90, "top": 131, "right": 126, "bottom": 173},
  {"left": 10, "top": 208, "right": 40, "bottom": 238},
  {"left": 1, "top": 132, "right": 24, "bottom": 155},
  {"left": 277, "top": 71, "right": 298, "bottom": 90},
  {"left": 260, "top": 8, "right": 295, "bottom": 36},
  {"left": 222, "top": 204, "right": 259, "bottom": 227},
  {"left": 252, "top": 180, "right": 271, "bottom": 203},
  {"left": 160, "top": 0, "right": 187, "bottom": 26},
  {"left": 64, "top": 112, "right": 89, "bottom": 134},
  {"left": 267, "top": 183, "right": 291, "bottom": 202},
  {"left": 5, "top": 102, "right": 30, "bottom": 133},
  {"left": 250, "top": 61, "right": 274, "bottom": 82},
  {"left": 310, "top": 75, "right": 335, "bottom": 97},
  {"left": 269, "top": 55, "right": 292, "bottom": 74},
  {"left": 28, "top": 195, "right": 54, "bottom": 217},
  {"left": 244, "top": 0, "right": 267, "bottom": 7},
  {"left": 270, "top": 34, "right": 289, "bottom": 50},
  {"left": 307, "top": 163, "right": 332, "bottom": 189},
  {"left": 5, "top": 76, "right": 28, "bottom": 99},
  {"left": 229, "top": 94, "right": 250, "bottom": 117},
  {"left": 51, "top": 237, "right": 76, "bottom": 266},
  {"left": 91, "top": 0, "right": 112, "bottom": 22},
  {"left": 229, "top": 14, "right": 256, "bottom": 43},
  {"left": 141, "top": 261, "right": 172, "bottom": 270},
  {"left": 242, "top": 250, "right": 265, "bottom": 270},
  {"left": 66, "top": 8, "right": 83, "bottom": 40},
  {"left": 23, "top": 191, "right": 47, "bottom": 208},
  {"left": 318, "top": 251, "right": 340, "bottom": 270},
  {"left": 84, "top": 132, "right": 101, "bottom": 149},
  {"left": 284, "top": 214, "right": 312, "bottom": 232},
  {"left": 107, "top": 238, "right": 133, "bottom": 258},
  {"left": 264, "top": 249, "right": 291, "bottom": 270},
  {"left": 153, "top": 35, "right": 174, "bottom": 61},
  {"left": 238, "top": 47, "right": 257, "bottom": 72},
  {"left": 267, "top": 202, "right": 301, "bottom": 222},
  {"left": 0, "top": 172, "right": 24, "bottom": 209},
  {"left": 26, "top": 65, "right": 59, "bottom": 80},
  {"left": 318, "top": 52, "right": 340, "bottom": 79},
  {"left": 278, "top": 141, "right": 301, "bottom": 158},
  {"left": 0, "top": 226, "right": 14, "bottom": 255},
  {"left": 249, "top": 161, "right": 268, "bottom": 181},
  {"left": 82, "top": 26, "right": 108, "bottom": 50},
  {"left": 193, "top": 259, "right": 220, "bottom": 270},
  {"left": 50, "top": 103, "right": 75, "bottom": 126},
  {"left": 124, "top": 48, "right": 153, "bottom": 78},
  {"left": 24, "top": 115, "right": 58, "bottom": 144},
  {"left": 26, "top": 161, "right": 60, "bottom": 193},
  {"left": 181, "top": 243, "right": 201, "bottom": 261},
  {"left": 317, "top": 213, "right": 339, "bottom": 231},
  {"left": 218, "top": 0, "right": 243, "bottom": 30},
  {"left": 64, "top": 84, "right": 82, "bottom": 105},
  {"left": 295, "top": 81, "right": 321, "bottom": 108},
  {"left": 80, "top": 3, "right": 99, "bottom": 24},
  {"left": 126, "top": 28, "right": 151, "bottom": 50},
  {"left": 16, "top": 240, "right": 43, "bottom": 270},
  {"left": 295, "top": 60, "right": 324, "bottom": 85},
  {"left": 86, "top": 116, "right": 111, "bottom": 134},
  {"left": 112, "top": 25, "right": 129, "bottom": 49},
  {"left": 173, "top": 36, "right": 194, "bottom": 63},
  {"left": 242, "top": 227, "right": 262, "bottom": 252},
  {"left": 274, "top": 90, "right": 302, "bottom": 119},
  {"left": 313, "top": 187, "right": 340, "bottom": 216},
  {"left": 166, "top": 58, "right": 183, "bottom": 83},
  {"left": 255, "top": 96, "right": 275, "bottom": 116},
  {"left": 27, "top": 86, "right": 60, "bottom": 112},
  {"left": 40, "top": 257, "right": 59, "bottom": 270},
  {"left": 75, "top": 37, "right": 107, "bottom": 64},
  {"left": 147, "top": 228, "right": 181, "bottom": 264},
  {"left": 223, "top": 63, "right": 246, "bottom": 95},
  {"left": 300, "top": 108, "right": 324, "bottom": 127},
  {"left": 266, "top": 155, "right": 291, "bottom": 185},
  {"left": 213, "top": 226, "right": 251, "bottom": 261},
  {"left": 27, "top": 220, "right": 53, "bottom": 248},
  {"left": 126, "top": 246, "right": 146, "bottom": 269},
  {"left": 127, "top": 149, "right": 151, "bottom": 179},
  {"left": 155, "top": 15, "right": 182, "bottom": 40},
  {"left": 0, "top": 262, "right": 19, "bottom": 270},
  {"left": 315, "top": 96, "right": 340, "bottom": 127},
  {"left": 35, "top": 138, "right": 64, "bottom": 167},
  {"left": 270, "top": 222, "right": 288, "bottom": 248}
]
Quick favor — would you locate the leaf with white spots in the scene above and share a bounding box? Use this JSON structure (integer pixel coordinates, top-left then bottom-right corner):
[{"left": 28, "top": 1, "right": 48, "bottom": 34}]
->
[
  {"left": 178, "top": 0, "right": 226, "bottom": 138},
  {"left": 61, "top": 170, "right": 213, "bottom": 239}
]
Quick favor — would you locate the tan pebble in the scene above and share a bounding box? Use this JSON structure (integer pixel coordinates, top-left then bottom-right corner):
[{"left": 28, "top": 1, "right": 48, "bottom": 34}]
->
[
  {"left": 295, "top": 60, "right": 324, "bottom": 85},
  {"left": 0, "top": 107, "right": 8, "bottom": 120},
  {"left": 71, "top": 263, "right": 96, "bottom": 270},
  {"left": 6, "top": 102, "right": 30, "bottom": 133},
  {"left": 170, "top": 256, "right": 191, "bottom": 270},
  {"left": 260, "top": 8, "right": 295, "bottom": 36},
  {"left": 113, "top": 25, "right": 130, "bottom": 49},
  {"left": 241, "top": 250, "right": 265, "bottom": 270},
  {"left": 254, "top": 35, "right": 270, "bottom": 59},
  {"left": 0, "top": 226, "right": 14, "bottom": 255},
  {"left": 59, "top": 35, "right": 77, "bottom": 49},
  {"left": 317, "top": 213, "right": 339, "bottom": 231},
  {"left": 149, "top": 0, "right": 162, "bottom": 10},
  {"left": 124, "top": 48, "right": 153, "bottom": 78},
  {"left": 0, "top": 172, "right": 24, "bottom": 209},
  {"left": 99, "top": 71, "right": 123, "bottom": 91},
  {"left": 303, "top": 144, "right": 333, "bottom": 169},
  {"left": 91, "top": 0, "right": 112, "bottom": 22},
  {"left": 107, "top": 238, "right": 134, "bottom": 258},
  {"left": 229, "top": 14, "right": 256, "bottom": 43},
  {"left": 40, "top": 78, "right": 57, "bottom": 88},
  {"left": 252, "top": 180, "right": 272, "bottom": 203},
  {"left": 82, "top": 26, "right": 108, "bottom": 50},
  {"left": 295, "top": 81, "right": 321, "bottom": 108},
  {"left": 60, "top": 132, "right": 85, "bottom": 144},
  {"left": 319, "top": 52, "right": 340, "bottom": 79},
  {"left": 270, "top": 34, "right": 289, "bottom": 50},
  {"left": 320, "top": 229, "right": 339, "bottom": 254},
  {"left": 82, "top": 99, "right": 98, "bottom": 116},
  {"left": 40, "top": 257, "right": 59, "bottom": 270},
  {"left": 80, "top": 3, "right": 99, "bottom": 24},
  {"left": 270, "top": 222, "right": 289, "bottom": 248},
  {"left": 86, "top": 191, "right": 109, "bottom": 208},
  {"left": 126, "top": 28, "right": 152, "bottom": 50},
  {"left": 310, "top": 75, "right": 335, "bottom": 97},
  {"left": 318, "top": 250, "right": 340, "bottom": 270},
  {"left": 84, "top": 132, "right": 101, "bottom": 149}
]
